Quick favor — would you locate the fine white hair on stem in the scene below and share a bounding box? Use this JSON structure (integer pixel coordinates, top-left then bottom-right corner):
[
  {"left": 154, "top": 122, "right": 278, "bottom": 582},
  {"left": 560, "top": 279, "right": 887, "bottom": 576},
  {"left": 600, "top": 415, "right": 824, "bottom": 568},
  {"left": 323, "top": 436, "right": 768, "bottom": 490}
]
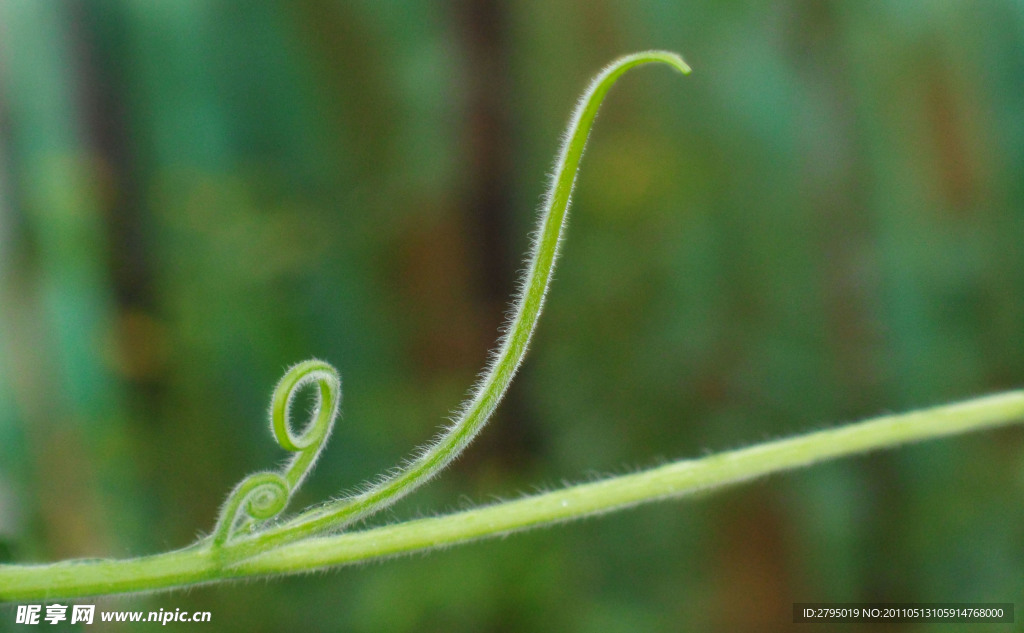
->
[{"left": 213, "top": 51, "right": 691, "bottom": 562}]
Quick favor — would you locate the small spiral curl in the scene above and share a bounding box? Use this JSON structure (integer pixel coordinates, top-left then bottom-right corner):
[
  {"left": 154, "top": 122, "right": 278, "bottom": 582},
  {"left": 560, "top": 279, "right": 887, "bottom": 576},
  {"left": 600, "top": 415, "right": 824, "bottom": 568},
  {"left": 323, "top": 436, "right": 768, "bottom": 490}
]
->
[
  {"left": 211, "top": 360, "right": 341, "bottom": 547},
  {"left": 242, "top": 474, "right": 289, "bottom": 519},
  {"left": 212, "top": 473, "right": 289, "bottom": 546}
]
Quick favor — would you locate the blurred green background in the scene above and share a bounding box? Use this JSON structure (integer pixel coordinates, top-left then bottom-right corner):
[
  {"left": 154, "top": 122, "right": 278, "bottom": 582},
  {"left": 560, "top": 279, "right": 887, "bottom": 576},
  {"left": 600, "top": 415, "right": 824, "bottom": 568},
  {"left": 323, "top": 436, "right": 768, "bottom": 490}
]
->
[{"left": 1, "top": 1, "right": 1023, "bottom": 631}]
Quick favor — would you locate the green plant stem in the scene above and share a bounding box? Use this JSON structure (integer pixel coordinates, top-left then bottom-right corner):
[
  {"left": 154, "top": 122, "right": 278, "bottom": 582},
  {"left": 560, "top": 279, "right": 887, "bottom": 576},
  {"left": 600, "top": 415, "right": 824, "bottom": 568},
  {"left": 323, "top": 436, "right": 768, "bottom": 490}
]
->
[{"left": 3, "top": 389, "right": 1022, "bottom": 600}]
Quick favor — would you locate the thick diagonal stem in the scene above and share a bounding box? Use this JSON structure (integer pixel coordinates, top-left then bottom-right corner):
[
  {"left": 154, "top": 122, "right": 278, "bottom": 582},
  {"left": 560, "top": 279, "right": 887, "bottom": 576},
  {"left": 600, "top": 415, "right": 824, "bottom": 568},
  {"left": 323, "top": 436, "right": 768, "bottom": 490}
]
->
[{"left": 3, "top": 390, "right": 1022, "bottom": 600}]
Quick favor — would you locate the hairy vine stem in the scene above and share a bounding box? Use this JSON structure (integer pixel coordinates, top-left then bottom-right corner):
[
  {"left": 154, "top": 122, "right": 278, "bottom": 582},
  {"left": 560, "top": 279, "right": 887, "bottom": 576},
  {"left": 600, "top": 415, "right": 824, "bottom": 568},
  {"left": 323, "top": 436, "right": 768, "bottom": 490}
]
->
[
  {"left": 215, "top": 50, "right": 692, "bottom": 563},
  {"left": 2, "top": 50, "right": 1022, "bottom": 600},
  {"left": 3, "top": 391, "right": 1024, "bottom": 599}
]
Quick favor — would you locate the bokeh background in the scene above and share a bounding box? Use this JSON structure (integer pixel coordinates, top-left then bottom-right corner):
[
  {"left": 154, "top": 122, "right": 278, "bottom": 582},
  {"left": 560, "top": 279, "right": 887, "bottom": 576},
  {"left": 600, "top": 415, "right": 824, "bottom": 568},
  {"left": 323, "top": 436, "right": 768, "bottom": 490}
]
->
[{"left": 2, "top": 1, "right": 1024, "bottom": 631}]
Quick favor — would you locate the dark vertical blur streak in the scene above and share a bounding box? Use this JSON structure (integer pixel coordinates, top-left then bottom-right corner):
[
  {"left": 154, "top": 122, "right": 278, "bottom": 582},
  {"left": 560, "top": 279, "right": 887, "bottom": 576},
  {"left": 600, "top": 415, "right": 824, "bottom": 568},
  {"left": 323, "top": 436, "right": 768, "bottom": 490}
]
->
[
  {"left": 455, "top": 0, "right": 544, "bottom": 470},
  {"left": 294, "top": 0, "right": 390, "bottom": 189},
  {"left": 713, "top": 495, "right": 792, "bottom": 632},
  {"left": 76, "top": 2, "right": 161, "bottom": 399},
  {"left": 791, "top": 0, "right": 882, "bottom": 413}
]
